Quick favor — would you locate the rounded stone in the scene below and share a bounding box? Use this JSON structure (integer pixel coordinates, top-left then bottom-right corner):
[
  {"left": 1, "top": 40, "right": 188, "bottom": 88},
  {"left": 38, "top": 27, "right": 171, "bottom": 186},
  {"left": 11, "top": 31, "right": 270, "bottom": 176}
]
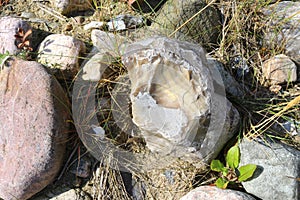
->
[{"left": 0, "top": 57, "right": 70, "bottom": 200}]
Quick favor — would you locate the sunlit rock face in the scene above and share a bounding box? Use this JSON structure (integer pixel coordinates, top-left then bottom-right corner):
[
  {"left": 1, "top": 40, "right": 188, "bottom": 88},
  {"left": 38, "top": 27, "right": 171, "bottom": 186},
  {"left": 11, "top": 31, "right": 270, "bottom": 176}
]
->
[{"left": 122, "top": 36, "right": 240, "bottom": 163}]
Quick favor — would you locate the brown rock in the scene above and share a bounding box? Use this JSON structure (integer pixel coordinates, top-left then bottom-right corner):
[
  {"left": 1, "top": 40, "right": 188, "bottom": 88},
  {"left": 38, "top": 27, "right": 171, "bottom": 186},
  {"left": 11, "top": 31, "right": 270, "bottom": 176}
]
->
[
  {"left": 262, "top": 54, "right": 297, "bottom": 86},
  {"left": 50, "top": 0, "right": 93, "bottom": 15},
  {"left": 0, "top": 16, "right": 31, "bottom": 54},
  {"left": 0, "top": 57, "right": 70, "bottom": 200},
  {"left": 37, "top": 34, "right": 86, "bottom": 79}
]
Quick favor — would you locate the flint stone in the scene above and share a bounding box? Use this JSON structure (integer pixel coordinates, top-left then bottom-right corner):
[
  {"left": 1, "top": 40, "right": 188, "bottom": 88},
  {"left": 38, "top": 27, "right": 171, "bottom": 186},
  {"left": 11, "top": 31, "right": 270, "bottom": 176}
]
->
[
  {"left": 264, "top": 1, "right": 300, "bottom": 65},
  {"left": 262, "top": 54, "right": 297, "bottom": 85},
  {"left": 50, "top": 0, "right": 93, "bottom": 15},
  {"left": 240, "top": 138, "right": 300, "bottom": 200},
  {"left": 207, "top": 57, "right": 245, "bottom": 97},
  {"left": 122, "top": 36, "right": 240, "bottom": 163},
  {"left": 0, "top": 57, "right": 69, "bottom": 200},
  {"left": 150, "top": 0, "right": 221, "bottom": 49},
  {"left": 180, "top": 186, "right": 256, "bottom": 200},
  {"left": 37, "top": 34, "right": 86, "bottom": 79},
  {"left": 0, "top": 16, "right": 31, "bottom": 54}
]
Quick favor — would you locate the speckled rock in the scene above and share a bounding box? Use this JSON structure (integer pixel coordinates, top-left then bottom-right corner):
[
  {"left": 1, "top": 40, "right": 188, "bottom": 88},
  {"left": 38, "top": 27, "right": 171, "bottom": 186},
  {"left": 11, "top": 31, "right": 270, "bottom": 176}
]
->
[
  {"left": 0, "top": 16, "right": 31, "bottom": 54},
  {"left": 240, "top": 138, "right": 300, "bottom": 200},
  {"left": 264, "top": 1, "right": 300, "bottom": 65},
  {"left": 150, "top": 0, "right": 221, "bottom": 49},
  {"left": 180, "top": 186, "right": 256, "bottom": 200},
  {"left": 37, "top": 34, "right": 86, "bottom": 79},
  {"left": 262, "top": 54, "right": 297, "bottom": 85},
  {"left": 0, "top": 57, "right": 70, "bottom": 200},
  {"left": 50, "top": 0, "right": 93, "bottom": 16}
]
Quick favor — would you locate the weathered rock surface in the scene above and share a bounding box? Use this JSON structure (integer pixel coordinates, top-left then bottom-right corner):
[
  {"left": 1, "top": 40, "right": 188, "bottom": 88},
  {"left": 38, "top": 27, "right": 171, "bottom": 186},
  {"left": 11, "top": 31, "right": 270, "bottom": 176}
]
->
[
  {"left": 264, "top": 1, "right": 300, "bottom": 65},
  {"left": 150, "top": 0, "right": 221, "bottom": 49},
  {"left": 180, "top": 186, "right": 256, "bottom": 200},
  {"left": 129, "top": 0, "right": 166, "bottom": 13},
  {"left": 240, "top": 138, "right": 300, "bottom": 200},
  {"left": 81, "top": 30, "right": 128, "bottom": 81},
  {"left": 121, "top": 36, "right": 240, "bottom": 163},
  {"left": 91, "top": 29, "right": 128, "bottom": 57},
  {"left": 50, "top": 0, "right": 92, "bottom": 15},
  {"left": 0, "top": 57, "right": 69, "bottom": 200},
  {"left": 262, "top": 54, "right": 297, "bottom": 85},
  {"left": 207, "top": 57, "right": 245, "bottom": 97},
  {"left": 0, "top": 16, "right": 31, "bottom": 54},
  {"left": 37, "top": 34, "right": 86, "bottom": 79}
]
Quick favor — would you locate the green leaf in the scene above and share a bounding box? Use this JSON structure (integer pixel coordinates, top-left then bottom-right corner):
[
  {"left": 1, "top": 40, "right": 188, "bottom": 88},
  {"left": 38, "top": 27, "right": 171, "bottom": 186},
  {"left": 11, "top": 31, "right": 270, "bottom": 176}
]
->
[
  {"left": 226, "top": 145, "right": 240, "bottom": 169},
  {"left": 210, "top": 160, "right": 225, "bottom": 172},
  {"left": 0, "top": 51, "right": 10, "bottom": 66},
  {"left": 238, "top": 164, "right": 257, "bottom": 182},
  {"left": 215, "top": 177, "right": 229, "bottom": 189}
]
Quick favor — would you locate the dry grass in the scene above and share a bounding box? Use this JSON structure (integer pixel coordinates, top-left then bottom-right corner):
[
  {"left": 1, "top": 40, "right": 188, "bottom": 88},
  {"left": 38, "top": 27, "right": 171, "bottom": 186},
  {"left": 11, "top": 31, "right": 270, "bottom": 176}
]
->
[{"left": 1, "top": 0, "right": 299, "bottom": 199}]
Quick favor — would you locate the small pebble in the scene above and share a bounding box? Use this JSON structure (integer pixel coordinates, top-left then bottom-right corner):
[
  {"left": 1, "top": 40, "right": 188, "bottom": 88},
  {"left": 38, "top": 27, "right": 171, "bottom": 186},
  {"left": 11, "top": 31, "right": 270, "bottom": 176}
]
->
[
  {"left": 21, "top": 12, "right": 36, "bottom": 19},
  {"left": 83, "top": 21, "right": 105, "bottom": 30}
]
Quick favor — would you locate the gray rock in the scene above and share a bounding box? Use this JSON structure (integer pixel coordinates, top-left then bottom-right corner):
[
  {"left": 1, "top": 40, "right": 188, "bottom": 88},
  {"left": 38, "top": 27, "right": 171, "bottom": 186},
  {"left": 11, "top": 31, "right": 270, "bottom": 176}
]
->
[
  {"left": 91, "top": 30, "right": 129, "bottom": 57},
  {"left": 150, "top": 0, "right": 221, "bottom": 49},
  {"left": 262, "top": 54, "right": 297, "bottom": 86},
  {"left": 180, "top": 186, "right": 256, "bottom": 200},
  {"left": 207, "top": 57, "right": 245, "bottom": 97},
  {"left": 50, "top": 0, "right": 93, "bottom": 15},
  {"left": 0, "top": 57, "right": 70, "bottom": 200},
  {"left": 82, "top": 30, "right": 129, "bottom": 81},
  {"left": 83, "top": 21, "right": 105, "bottom": 31},
  {"left": 81, "top": 52, "right": 114, "bottom": 81},
  {"left": 264, "top": 1, "right": 300, "bottom": 65},
  {"left": 37, "top": 34, "right": 86, "bottom": 79},
  {"left": 240, "top": 138, "right": 300, "bottom": 200},
  {"left": 0, "top": 16, "right": 31, "bottom": 54},
  {"left": 130, "top": 0, "right": 166, "bottom": 13},
  {"left": 121, "top": 36, "right": 239, "bottom": 164},
  {"left": 107, "top": 14, "right": 145, "bottom": 31}
]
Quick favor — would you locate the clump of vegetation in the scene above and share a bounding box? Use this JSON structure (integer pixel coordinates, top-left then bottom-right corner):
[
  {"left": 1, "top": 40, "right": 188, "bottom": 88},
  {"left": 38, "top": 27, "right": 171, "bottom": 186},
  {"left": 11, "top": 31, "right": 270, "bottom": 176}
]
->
[{"left": 210, "top": 145, "right": 257, "bottom": 189}]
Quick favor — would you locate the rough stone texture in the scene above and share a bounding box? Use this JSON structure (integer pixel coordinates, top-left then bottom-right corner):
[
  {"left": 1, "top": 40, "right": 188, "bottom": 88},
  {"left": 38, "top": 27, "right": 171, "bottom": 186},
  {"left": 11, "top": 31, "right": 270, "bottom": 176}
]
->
[
  {"left": 0, "top": 16, "right": 31, "bottom": 54},
  {"left": 91, "top": 30, "right": 129, "bottom": 57},
  {"left": 37, "top": 34, "right": 86, "bottom": 79},
  {"left": 81, "top": 30, "right": 128, "bottom": 81},
  {"left": 129, "top": 0, "right": 166, "bottom": 13},
  {"left": 207, "top": 57, "right": 245, "bottom": 97},
  {"left": 240, "top": 138, "right": 300, "bottom": 200},
  {"left": 0, "top": 57, "right": 69, "bottom": 200},
  {"left": 122, "top": 36, "right": 240, "bottom": 163},
  {"left": 264, "top": 1, "right": 300, "bottom": 65},
  {"left": 180, "top": 186, "right": 256, "bottom": 200},
  {"left": 50, "top": 0, "right": 93, "bottom": 15},
  {"left": 150, "top": 0, "right": 221, "bottom": 50},
  {"left": 262, "top": 54, "right": 297, "bottom": 85}
]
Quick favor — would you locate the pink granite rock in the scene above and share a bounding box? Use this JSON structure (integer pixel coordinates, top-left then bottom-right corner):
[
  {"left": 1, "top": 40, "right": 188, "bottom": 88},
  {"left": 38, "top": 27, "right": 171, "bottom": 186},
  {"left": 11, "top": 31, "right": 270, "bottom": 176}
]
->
[
  {"left": 180, "top": 186, "right": 256, "bottom": 200},
  {"left": 0, "top": 16, "right": 31, "bottom": 54},
  {"left": 0, "top": 57, "right": 70, "bottom": 200}
]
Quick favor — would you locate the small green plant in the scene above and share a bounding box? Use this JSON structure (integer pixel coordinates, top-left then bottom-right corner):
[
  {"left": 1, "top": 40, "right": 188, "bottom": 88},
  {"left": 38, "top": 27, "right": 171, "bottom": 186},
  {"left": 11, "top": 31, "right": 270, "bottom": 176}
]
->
[
  {"left": 210, "top": 144, "right": 257, "bottom": 189},
  {"left": 0, "top": 51, "right": 10, "bottom": 66}
]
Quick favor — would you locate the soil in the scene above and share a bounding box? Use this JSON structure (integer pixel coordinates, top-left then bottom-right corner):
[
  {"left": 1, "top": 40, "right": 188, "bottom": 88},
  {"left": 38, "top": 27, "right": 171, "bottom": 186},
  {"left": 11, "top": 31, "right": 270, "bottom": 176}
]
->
[{"left": 1, "top": 1, "right": 299, "bottom": 199}]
